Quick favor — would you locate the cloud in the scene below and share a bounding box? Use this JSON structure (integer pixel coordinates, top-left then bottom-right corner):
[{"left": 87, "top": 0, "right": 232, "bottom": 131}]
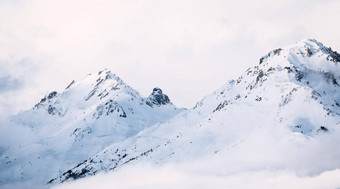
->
[
  {"left": 0, "top": 118, "right": 37, "bottom": 153},
  {"left": 53, "top": 163, "right": 340, "bottom": 189},
  {"left": 0, "top": 58, "right": 43, "bottom": 118},
  {"left": 0, "top": 76, "right": 23, "bottom": 93}
]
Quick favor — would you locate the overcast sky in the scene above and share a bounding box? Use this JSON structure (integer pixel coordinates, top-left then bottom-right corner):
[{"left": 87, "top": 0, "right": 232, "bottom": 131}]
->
[{"left": 1, "top": 0, "right": 340, "bottom": 117}]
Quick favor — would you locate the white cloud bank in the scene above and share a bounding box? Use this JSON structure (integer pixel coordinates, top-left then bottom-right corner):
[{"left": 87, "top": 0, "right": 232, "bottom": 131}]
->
[
  {"left": 53, "top": 163, "right": 340, "bottom": 189},
  {"left": 1, "top": 0, "right": 340, "bottom": 116}
]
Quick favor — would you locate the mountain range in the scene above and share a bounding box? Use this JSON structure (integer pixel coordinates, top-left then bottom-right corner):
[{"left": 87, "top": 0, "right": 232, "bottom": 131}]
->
[{"left": 1, "top": 39, "right": 340, "bottom": 188}]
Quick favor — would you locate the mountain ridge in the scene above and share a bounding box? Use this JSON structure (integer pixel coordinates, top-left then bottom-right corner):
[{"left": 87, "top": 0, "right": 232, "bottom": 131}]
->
[
  {"left": 1, "top": 39, "right": 340, "bottom": 188},
  {"left": 50, "top": 39, "right": 340, "bottom": 183},
  {"left": 0, "top": 68, "right": 184, "bottom": 186}
]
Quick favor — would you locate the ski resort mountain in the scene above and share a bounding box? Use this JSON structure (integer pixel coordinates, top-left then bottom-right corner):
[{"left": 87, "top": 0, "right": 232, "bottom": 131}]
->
[
  {"left": 0, "top": 69, "right": 184, "bottom": 186},
  {"left": 2, "top": 39, "right": 340, "bottom": 188},
  {"left": 49, "top": 39, "right": 340, "bottom": 184}
]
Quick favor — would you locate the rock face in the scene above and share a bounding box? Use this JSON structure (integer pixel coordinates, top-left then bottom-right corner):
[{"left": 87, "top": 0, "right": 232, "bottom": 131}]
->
[
  {"left": 0, "top": 69, "right": 184, "bottom": 186},
  {"left": 146, "top": 88, "right": 171, "bottom": 107},
  {"left": 50, "top": 39, "right": 340, "bottom": 184}
]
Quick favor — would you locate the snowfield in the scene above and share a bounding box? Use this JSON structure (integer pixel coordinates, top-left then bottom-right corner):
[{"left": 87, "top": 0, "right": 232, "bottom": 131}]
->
[{"left": 1, "top": 39, "right": 340, "bottom": 189}]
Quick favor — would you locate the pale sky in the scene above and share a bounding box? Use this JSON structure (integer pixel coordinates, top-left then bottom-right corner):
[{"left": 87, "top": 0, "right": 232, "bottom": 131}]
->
[{"left": 1, "top": 0, "right": 340, "bottom": 117}]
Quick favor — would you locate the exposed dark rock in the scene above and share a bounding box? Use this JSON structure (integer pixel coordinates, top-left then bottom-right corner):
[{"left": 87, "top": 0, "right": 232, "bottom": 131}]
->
[
  {"left": 311, "top": 90, "right": 321, "bottom": 100},
  {"left": 295, "top": 71, "right": 305, "bottom": 82},
  {"left": 48, "top": 91, "right": 58, "bottom": 99},
  {"left": 273, "top": 48, "right": 282, "bottom": 55},
  {"left": 213, "top": 101, "right": 228, "bottom": 112},
  {"left": 93, "top": 100, "right": 127, "bottom": 119},
  {"left": 280, "top": 88, "right": 298, "bottom": 107},
  {"left": 324, "top": 47, "right": 340, "bottom": 63},
  {"left": 335, "top": 101, "right": 340, "bottom": 107},
  {"left": 146, "top": 88, "right": 171, "bottom": 107},
  {"left": 322, "top": 72, "right": 340, "bottom": 86},
  {"left": 283, "top": 66, "right": 305, "bottom": 82},
  {"left": 51, "top": 146, "right": 159, "bottom": 184},
  {"left": 317, "top": 126, "right": 329, "bottom": 132},
  {"left": 256, "top": 70, "right": 264, "bottom": 84},
  {"left": 267, "top": 67, "right": 275, "bottom": 72},
  {"left": 259, "top": 57, "right": 266, "bottom": 64},
  {"left": 61, "top": 167, "right": 91, "bottom": 182},
  {"left": 65, "top": 80, "right": 75, "bottom": 90},
  {"left": 47, "top": 105, "right": 56, "bottom": 115},
  {"left": 193, "top": 101, "right": 203, "bottom": 109},
  {"left": 236, "top": 76, "right": 243, "bottom": 84},
  {"left": 35, "top": 91, "right": 58, "bottom": 108},
  {"left": 306, "top": 47, "right": 313, "bottom": 57},
  {"left": 284, "top": 67, "right": 292, "bottom": 73},
  {"left": 105, "top": 74, "right": 112, "bottom": 80},
  {"left": 259, "top": 48, "right": 282, "bottom": 64},
  {"left": 85, "top": 89, "right": 97, "bottom": 101}
]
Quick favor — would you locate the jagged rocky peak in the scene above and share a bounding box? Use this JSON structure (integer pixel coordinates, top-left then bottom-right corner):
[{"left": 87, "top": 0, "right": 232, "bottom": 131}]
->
[
  {"left": 92, "top": 69, "right": 125, "bottom": 87},
  {"left": 34, "top": 91, "right": 58, "bottom": 108},
  {"left": 33, "top": 69, "right": 141, "bottom": 116},
  {"left": 97, "top": 69, "right": 121, "bottom": 81},
  {"left": 253, "top": 39, "right": 340, "bottom": 85},
  {"left": 291, "top": 39, "right": 340, "bottom": 60},
  {"left": 259, "top": 39, "right": 340, "bottom": 65},
  {"left": 83, "top": 69, "right": 141, "bottom": 101},
  {"left": 259, "top": 48, "right": 282, "bottom": 64},
  {"left": 146, "top": 87, "right": 171, "bottom": 106},
  {"left": 33, "top": 90, "right": 66, "bottom": 116},
  {"left": 63, "top": 69, "right": 125, "bottom": 91},
  {"left": 197, "top": 39, "right": 340, "bottom": 114}
]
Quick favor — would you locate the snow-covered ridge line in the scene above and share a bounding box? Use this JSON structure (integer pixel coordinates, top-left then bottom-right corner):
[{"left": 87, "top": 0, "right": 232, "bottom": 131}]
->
[
  {"left": 2, "top": 39, "right": 340, "bottom": 188},
  {"left": 0, "top": 68, "right": 184, "bottom": 186},
  {"left": 50, "top": 39, "right": 340, "bottom": 184}
]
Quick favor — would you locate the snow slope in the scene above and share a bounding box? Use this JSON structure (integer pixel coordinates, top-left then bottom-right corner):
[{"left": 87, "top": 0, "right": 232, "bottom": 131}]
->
[
  {"left": 51, "top": 39, "right": 340, "bottom": 185},
  {"left": 0, "top": 69, "right": 184, "bottom": 186}
]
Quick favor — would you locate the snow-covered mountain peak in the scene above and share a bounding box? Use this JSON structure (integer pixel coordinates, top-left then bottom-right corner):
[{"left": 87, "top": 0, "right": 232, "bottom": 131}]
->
[
  {"left": 74, "top": 69, "right": 138, "bottom": 100},
  {"left": 294, "top": 38, "right": 323, "bottom": 48},
  {"left": 94, "top": 69, "right": 126, "bottom": 87},
  {"left": 3, "top": 40, "right": 340, "bottom": 188},
  {"left": 288, "top": 38, "right": 340, "bottom": 61},
  {"left": 33, "top": 69, "right": 143, "bottom": 117},
  {"left": 48, "top": 40, "right": 340, "bottom": 185},
  {"left": 259, "top": 39, "right": 340, "bottom": 70},
  {"left": 1, "top": 69, "right": 185, "bottom": 186},
  {"left": 32, "top": 69, "right": 180, "bottom": 119},
  {"left": 193, "top": 39, "right": 340, "bottom": 135},
  {"left": 67, "top": 69, "right": 125, "bottom": 90}
]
